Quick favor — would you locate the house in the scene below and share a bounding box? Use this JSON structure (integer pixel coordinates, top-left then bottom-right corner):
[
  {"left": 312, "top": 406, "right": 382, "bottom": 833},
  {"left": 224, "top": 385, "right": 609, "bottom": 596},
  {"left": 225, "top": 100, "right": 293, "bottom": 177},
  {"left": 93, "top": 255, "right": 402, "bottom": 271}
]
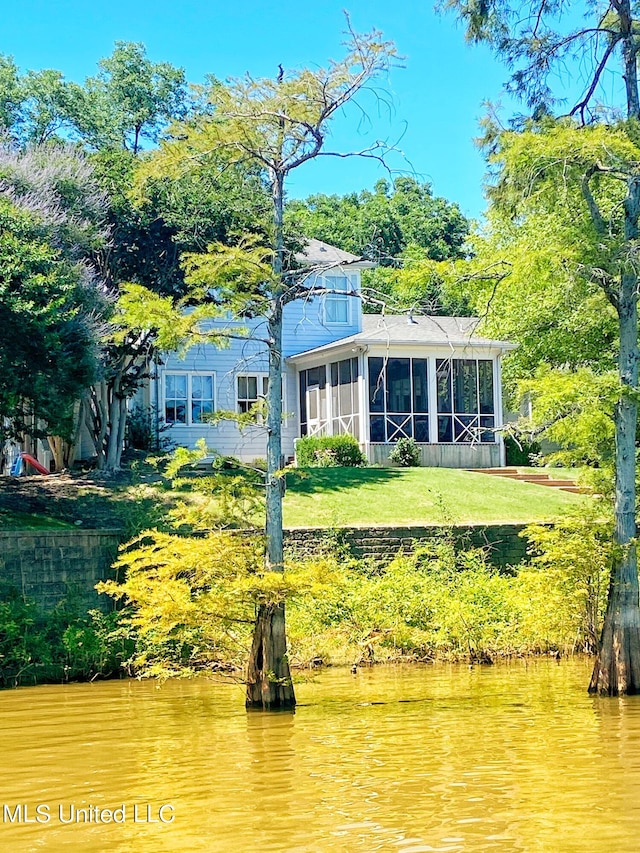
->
[{"left": 149, "top": 239, "right": 516, "bottom": 468}]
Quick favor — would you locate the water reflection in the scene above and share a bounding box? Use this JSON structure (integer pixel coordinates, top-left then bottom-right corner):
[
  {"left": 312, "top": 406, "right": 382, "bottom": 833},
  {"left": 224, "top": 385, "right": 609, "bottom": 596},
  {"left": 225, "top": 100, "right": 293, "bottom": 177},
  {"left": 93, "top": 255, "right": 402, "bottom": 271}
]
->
[{"left": 2, "top": 660, "right": 640, "bottom": 851}]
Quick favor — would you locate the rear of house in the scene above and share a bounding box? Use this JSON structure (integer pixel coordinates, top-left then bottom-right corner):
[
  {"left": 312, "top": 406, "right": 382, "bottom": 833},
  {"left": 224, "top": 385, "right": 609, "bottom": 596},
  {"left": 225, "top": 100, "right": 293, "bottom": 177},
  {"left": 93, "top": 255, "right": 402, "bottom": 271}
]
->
[{"left": 149, "top": 240, "right": 515, "bottom": 467}]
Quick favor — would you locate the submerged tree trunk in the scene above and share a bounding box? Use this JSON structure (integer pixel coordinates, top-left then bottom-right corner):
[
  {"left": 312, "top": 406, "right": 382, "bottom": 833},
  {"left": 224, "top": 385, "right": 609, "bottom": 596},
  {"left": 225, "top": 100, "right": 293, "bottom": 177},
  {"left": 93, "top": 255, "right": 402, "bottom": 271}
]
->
[
  {"left": 246, "top": 167, "right": 295, "bottom": 711},
  {"left": 246, "top": 603, "right": 294, "bottom": 710},
  {"left": 589, "top": 187, "right": 640, "bottom": 694}
]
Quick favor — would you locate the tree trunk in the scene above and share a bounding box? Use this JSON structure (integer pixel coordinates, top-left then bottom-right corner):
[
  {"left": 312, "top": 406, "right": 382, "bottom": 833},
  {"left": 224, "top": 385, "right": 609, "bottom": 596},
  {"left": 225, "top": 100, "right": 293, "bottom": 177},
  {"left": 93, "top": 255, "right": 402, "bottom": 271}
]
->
[
  {"left": 589, "top": 185, "right": 640, "bottom": 694},
  {"left": 245, "top": 167, "right": 295, "bottom": 711},
  {"left": 245, "top": 603, "right": 295, "bottom": 710}
]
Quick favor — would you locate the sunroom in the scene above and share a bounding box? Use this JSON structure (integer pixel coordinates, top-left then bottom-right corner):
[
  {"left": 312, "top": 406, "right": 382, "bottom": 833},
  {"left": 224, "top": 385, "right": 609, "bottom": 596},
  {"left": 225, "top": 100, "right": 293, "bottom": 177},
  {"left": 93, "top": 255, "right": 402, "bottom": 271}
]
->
[{"left": 288, "top": 314, "right": 516, "bottom": 468}]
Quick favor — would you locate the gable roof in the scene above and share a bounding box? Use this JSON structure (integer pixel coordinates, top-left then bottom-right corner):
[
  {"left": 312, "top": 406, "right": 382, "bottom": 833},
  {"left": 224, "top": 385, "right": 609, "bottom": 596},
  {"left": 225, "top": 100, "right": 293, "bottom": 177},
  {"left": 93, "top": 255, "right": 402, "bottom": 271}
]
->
[{"left": 295, "top": 238, "right": 376, "bottom": 269}]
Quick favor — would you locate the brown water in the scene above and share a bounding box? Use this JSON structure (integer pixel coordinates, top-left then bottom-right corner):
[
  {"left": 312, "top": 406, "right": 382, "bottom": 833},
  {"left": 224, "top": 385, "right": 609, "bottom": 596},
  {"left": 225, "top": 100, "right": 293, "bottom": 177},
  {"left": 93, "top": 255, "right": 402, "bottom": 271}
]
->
[{"left": 1, "top": 659, "right": 639, "bottom": 852}]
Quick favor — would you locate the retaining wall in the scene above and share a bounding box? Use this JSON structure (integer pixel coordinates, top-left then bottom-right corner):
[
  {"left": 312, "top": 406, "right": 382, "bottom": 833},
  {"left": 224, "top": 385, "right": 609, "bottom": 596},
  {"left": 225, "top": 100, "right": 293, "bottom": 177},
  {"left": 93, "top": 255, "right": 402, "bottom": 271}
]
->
[
  {"left": 284, "top": 523, "right": 531, "bottom": 568},
  {"left": 0, "top": 530, "right": 122, "bottom": 613},
  {"left": 0, "top": 522, "right": 534, "bottom": 615}
]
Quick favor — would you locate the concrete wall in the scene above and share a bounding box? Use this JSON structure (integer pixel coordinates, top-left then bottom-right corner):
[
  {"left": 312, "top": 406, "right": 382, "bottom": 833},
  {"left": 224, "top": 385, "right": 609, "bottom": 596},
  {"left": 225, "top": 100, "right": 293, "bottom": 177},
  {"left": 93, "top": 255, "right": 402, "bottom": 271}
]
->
[
  {"left": 368, "top": 443, "right": 502, "bottom": 469},
  {"left": 284, "top": 523, "right": 531, "bottom": 568},
  {"left": 0, "top": 530, "right": 121, "bottom": 613}
]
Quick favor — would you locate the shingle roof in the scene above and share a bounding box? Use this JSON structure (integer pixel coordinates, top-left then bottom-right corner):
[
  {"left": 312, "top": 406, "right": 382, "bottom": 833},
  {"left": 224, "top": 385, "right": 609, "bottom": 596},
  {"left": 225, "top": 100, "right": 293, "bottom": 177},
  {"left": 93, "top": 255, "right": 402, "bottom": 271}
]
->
[
  {"left": 287, "top": 313, "right": 516, "bottom": 361},
  {"left": 360, "top": 313, "right": 485, "bottom": 344},
  {"left": 295, "top": 238, "right": 374, "bottom": 268}
]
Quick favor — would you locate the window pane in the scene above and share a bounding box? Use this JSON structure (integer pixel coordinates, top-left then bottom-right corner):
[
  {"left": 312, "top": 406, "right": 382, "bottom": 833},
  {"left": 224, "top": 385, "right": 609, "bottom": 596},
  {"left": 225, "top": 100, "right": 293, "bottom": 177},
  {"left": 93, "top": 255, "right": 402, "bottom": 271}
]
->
[
  {"left": 339, "top": 381, "right": 351, "bottom": 415},
  {"left": 453, "top": 360, "right": 477, "bottom": 414},
  {"left": 175, "top": 375, "right": 187, "bottom": 397},
  {"left": 238, "top": 376, "right": 247, "bottom": 399},
  {"left": 454, "top": 414, "right": 476, "bottom": 442},
  {"left": 247, "top": 376, "right": 257, "bottom": 400},
  {"left": 330, "top": 362, "right": 339, "bottom": 386},
  {"left": 478, "top": 360, "right": 494, "bottom": 414},
  {"left": 193, "top": 400, "right": 214, "bottom": 423},
  {"left": 386, "top": 358, "right": 411, "bottom": 413},
  {"left": 414, "top": 415, "right": 429, "bottom": 442},
  {"left": 412, "top": 359, "right": 429, "bottom": 413},
  {"left": 370, "top": 415, "right": 385, "bottom": 442},
  {"left": 387, "top": 413, "right": 412, "bottom": 440},
  {"left": 299, "top": 373, "right": 307, "bottom": 427},
  {"left": 307, "top": 366, "right": 325, "bottom": 388},
  {"left": 368, "top": 357, "right": 385, "bottom": 413},
  {"left": 339, "top": 358, "right": 351, "bottom": 385},
  {"left": 438, "top": 416, "right": 452, "bottom": 442},
  {"left": 436, "top": 360, "right": 452, "bottom": 413},
  {"left": 325, "top": 295, "right": 348, "bottom": 323},
  {"left": 480, "top": 415, "right": 495, "bottom": 443}
]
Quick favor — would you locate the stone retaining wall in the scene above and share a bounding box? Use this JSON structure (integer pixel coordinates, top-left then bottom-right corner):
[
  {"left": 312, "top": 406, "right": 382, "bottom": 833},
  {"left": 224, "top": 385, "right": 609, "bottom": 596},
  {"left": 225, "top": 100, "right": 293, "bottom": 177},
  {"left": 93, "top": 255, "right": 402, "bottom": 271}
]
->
[
  {"left": 0, "top": 523, "right": 534, "bottom": 615},
  {"left": 0, "top": 530, "right": 122, "bottom": 612},
  {"left": 284, "top": 524, "right": 531, "bottom": 568}
]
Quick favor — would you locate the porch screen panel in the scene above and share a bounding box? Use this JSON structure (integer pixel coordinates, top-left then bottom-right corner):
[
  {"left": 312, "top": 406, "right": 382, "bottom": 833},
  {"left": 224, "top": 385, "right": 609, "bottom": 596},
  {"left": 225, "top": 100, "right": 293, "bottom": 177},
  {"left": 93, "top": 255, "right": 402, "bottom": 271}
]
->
[
  {"left": 367, "top": 357, "right": 430, "bottom": 443},
  {"left": 436, "top": 358, "right": 495, "bottom": 443},
  {"left": 330, "top": 357, "right": 359, "bottom": 437},
  {"left": 298, "top": 365, "right": 327, "bottom": 436}
]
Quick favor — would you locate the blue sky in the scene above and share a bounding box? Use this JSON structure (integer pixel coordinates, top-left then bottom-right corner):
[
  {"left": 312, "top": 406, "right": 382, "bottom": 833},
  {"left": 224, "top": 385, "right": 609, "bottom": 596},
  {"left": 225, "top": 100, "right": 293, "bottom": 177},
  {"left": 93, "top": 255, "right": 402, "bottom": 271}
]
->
[{"left": 3, "top": 0, "right": 520, "bottom": 219}]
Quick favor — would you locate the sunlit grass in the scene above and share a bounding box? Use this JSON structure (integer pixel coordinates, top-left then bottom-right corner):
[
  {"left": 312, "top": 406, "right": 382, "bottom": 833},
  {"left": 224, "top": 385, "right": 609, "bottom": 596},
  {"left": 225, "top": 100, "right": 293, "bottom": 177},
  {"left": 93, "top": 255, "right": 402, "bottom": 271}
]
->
[{"left": 283, "top": 467, "right": 586, "bottom": 528}]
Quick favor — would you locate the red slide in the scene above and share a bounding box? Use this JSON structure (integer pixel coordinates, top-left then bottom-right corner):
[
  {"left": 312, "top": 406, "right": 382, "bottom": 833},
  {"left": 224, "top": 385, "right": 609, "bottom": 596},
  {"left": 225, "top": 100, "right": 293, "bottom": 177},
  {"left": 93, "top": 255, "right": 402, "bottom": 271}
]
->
[{"left": 20, "top": 453, "right": 50, "bottom": 475}]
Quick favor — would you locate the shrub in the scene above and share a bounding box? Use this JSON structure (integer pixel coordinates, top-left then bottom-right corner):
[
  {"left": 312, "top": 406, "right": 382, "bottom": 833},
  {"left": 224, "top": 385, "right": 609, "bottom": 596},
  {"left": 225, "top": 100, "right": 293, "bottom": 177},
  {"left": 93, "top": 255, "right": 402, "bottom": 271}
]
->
[
  {"left": 504, "top": 434, "right": 541, "bottom": 466},
  {"left": 295, "top": 435, "right": 366, "bottom": 467},
  {"left": 388, "top": 437, "right": 421, "bottom": 467}
]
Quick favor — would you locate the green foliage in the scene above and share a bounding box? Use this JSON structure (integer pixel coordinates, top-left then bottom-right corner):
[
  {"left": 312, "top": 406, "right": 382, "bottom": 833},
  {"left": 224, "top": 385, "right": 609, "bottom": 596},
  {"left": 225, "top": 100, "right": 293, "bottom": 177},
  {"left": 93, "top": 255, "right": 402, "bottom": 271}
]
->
[
  {"left": 388, "top": 437, "right": 421, "bottom": 467},
  {"left": 295, "top": 435, "right": 367, "bottom": 467},
  {"left": 126, "top": 405, "right": 172, "bottom": 452},
  {"left": 516, "top": 366, "right": 618, "bottom": 477},
  {"left": 0, "top": 194, "right": 100, "bottom": 442},
  {"left": 504, "top": 434, "right": 541, "bottom": 466},
  {"left": 286, "top": 177, "right": 469, "bottom": 265},
  {"left": 289, "top": 518, "right": 613, "bottom": 664},
  {"left": 0, "top": 585, "right": 129, "bottom": 687},
  {"left": 523, "top": 505, "right": 613, "bottom": 654},
  {"left": 99, "top": 529, "right": 333, "bottom": 678}
]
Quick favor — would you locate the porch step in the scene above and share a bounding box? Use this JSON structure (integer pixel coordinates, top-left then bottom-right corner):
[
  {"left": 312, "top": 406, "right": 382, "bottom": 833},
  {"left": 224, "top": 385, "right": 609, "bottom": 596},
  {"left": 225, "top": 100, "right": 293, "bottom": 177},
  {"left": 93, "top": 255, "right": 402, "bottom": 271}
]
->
[{"left": 467, "top": 467, "right": 587, "bottom": 494}]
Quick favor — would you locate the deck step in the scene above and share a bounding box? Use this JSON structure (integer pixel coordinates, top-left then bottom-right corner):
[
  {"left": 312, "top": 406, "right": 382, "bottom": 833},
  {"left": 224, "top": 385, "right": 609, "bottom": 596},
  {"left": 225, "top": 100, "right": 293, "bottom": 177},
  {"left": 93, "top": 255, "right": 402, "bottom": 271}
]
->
[{"left": 467, "top": 467, "right": 586, "bottom": 494}]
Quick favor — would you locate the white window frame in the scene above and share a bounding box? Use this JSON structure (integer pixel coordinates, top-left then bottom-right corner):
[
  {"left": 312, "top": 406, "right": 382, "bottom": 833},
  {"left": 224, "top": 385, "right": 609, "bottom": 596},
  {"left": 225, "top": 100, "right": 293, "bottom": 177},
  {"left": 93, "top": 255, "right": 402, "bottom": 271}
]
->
[
  {"left": 323, "top": 274, "right": 351, "bottom": 325},
  {"left": 163, "top": 371, "right": 216, "bottom": 427},
  {"left": 236, "top": 373, "right": 288, "bottom": 425}
]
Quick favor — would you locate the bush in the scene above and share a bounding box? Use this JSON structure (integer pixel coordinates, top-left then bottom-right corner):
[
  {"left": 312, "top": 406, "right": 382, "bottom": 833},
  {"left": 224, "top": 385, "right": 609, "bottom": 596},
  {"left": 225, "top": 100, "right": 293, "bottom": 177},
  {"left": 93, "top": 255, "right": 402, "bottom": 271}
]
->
[
  {"left": 295, "top": 435, "right": 366, "bottom": 467},
  {"left": 388, "top": 437, "right": 421, "bottom": 467},
  {"left": 504, "top": 434, "right": 541, "bottom": 466},
  {"left": 0, "top": 584, "right": 130, "bottom": 687}
]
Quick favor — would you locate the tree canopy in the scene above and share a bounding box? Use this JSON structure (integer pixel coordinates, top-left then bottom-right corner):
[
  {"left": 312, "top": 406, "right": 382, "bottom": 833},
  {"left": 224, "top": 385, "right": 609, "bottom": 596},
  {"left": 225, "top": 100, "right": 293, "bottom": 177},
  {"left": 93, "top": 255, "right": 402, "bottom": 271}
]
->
[{"left": 287, "top": 176, "right": 469, "bottom": 264}]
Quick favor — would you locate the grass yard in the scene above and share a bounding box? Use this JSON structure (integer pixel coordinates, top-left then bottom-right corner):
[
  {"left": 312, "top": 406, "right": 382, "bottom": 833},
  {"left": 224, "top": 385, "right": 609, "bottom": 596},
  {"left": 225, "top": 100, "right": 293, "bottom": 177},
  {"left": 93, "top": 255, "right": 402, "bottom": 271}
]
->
[
  {"left": 283, "top": 467, "right": 587, "bottom": 528},
  {"left": 0, "top": 509, "right": 74, "bottom": 529}
]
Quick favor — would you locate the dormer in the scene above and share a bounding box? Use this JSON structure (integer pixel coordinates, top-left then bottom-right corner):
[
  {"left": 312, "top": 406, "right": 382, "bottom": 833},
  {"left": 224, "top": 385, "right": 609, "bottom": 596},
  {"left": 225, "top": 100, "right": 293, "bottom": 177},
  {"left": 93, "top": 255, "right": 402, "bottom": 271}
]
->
[{"left": 283, "top": 238, "right": 375, "bottom": 357}]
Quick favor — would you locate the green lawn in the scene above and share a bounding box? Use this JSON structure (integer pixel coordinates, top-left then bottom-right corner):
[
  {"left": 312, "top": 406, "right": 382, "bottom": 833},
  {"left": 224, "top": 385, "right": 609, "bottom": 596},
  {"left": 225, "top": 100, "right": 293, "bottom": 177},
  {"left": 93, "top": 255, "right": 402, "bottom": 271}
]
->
[
  {"left": 0, "top": 509, "right": 74, "bottom": 529},
  {"left": 283, "top": 467, "right": 587, "bottom": 528}
]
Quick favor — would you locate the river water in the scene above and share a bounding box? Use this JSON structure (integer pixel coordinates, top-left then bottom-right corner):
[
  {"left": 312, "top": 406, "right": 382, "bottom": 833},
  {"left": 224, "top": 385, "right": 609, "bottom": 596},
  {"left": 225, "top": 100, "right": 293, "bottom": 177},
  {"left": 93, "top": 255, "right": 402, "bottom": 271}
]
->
[{"left": 1, "top": 659, "right": 639, "bottom": 852}]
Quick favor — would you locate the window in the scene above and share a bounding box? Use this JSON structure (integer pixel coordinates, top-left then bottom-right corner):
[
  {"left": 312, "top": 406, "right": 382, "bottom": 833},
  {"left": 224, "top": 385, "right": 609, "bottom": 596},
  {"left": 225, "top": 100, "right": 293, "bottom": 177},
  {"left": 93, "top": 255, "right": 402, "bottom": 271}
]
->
[
  {"left": 164, "top": 373, "right": 215, "bottom": 426},
  {"left": 368, "top": 357, "right": 430, "bottom": 443},
  {"left": 237, "top": 374, "right": 287, "bottom": 424},
  {"left": 436, "top": 359, "right": 495, "bottom": 443},
  {"left": 323, "top": 275, "right": 350, "bottom": 324},
  {"left": 237, "top": 375, "right": 268, "bottom": 414}
]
